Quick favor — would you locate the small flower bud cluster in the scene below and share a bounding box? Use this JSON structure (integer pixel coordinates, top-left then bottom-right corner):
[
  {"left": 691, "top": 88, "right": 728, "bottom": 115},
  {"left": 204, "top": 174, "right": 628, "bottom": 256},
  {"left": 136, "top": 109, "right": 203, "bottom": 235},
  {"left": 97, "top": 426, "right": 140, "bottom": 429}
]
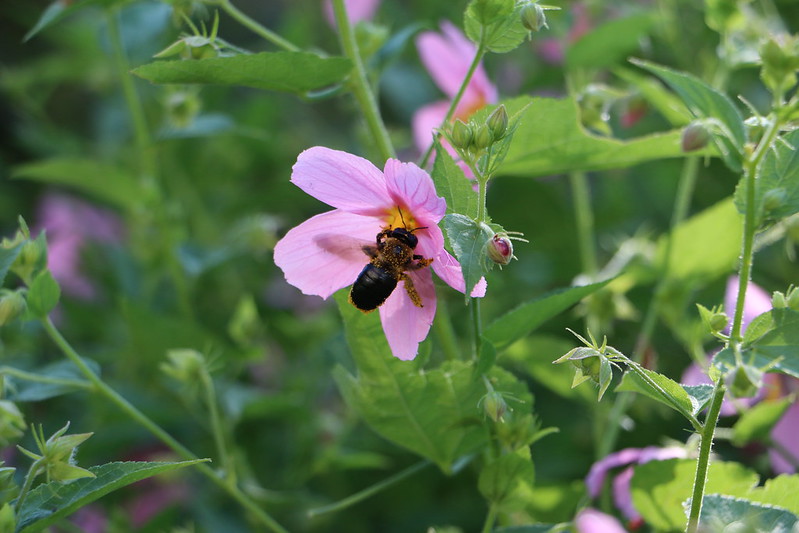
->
[
  {"left": 17, "top": 422, "right": 95, "bottom": 484},
  {"left": 772, "top": 286, "right": 799, "bottom": 311},
  {"left": 449, "top": 105, "right": 510, "bottom": 155}
]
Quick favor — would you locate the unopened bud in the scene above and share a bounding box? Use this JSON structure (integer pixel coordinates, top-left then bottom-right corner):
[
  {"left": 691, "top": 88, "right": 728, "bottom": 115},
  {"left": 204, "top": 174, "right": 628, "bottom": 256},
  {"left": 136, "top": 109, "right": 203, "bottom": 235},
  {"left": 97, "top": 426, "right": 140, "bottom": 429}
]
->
[
  {"left": 471, "top": 124, "right": 492, "bottom": 151},
  {"left": 786, "top": 286, "right": 799, "bottom": 311},
  {"left": 450, "top": 119, "right": 474, "bottom": 150},
  {"left": 521, "top": 2, "right": 547, "bottom": 32},
  {"left": 0, "top": 292, "right": 27, "bottom": 327},
  {"left": 709, "top": 311, "right": 729, "bottom": 333},
  {"left": 481, "top": 390, "right": 508, "bottom": 422},
  {"left": 772, "top": 291, "right": 787, "bottom": 309},
  {"left": 760, "top": 35, "right": 799, "bottom": 96},
  {"left": 681, "top": 121, "right": 711, "bottom": 152},
  {"left": 763, "top": 188, "right": 786, "bottom": 214},
  {"left": 576, "top": 355, "right": 602, "bottom": 383},
  {"left": 487, "top": 233, "right": 514, "bottom": 265},
  {"left": 486, "top": 105, "right": 509, "bottom": 141},
  {"left": 161, "top": 349, "right": 206, "bottom": 383}
]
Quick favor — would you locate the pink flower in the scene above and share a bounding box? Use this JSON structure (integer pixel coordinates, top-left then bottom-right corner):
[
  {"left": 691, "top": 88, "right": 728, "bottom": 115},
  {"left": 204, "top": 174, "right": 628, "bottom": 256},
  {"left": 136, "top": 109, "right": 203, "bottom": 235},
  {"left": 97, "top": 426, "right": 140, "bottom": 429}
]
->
[
  {"left": 36, "top": 193, "right": 123, "bottom": 299},
  {"left": 586, "top": 446, "right": 688, "bottom": 524},
  {"left": 273, "top": 147, "right": 485, "bottom": 360},
  {"left": 412, "top": 21, "right": 498, "bottom": 159},
  {"left": 770, "top": 391, "right": 799, "bottom": 474},
  {"left": 575, "top": 508, "right": 628, "bottom": 533},
  {"left": 323, "top": 0, "right": 380, "bottom": 28},
  {"left": 537, "top": 3, "right": 592, "bottom": 65}
]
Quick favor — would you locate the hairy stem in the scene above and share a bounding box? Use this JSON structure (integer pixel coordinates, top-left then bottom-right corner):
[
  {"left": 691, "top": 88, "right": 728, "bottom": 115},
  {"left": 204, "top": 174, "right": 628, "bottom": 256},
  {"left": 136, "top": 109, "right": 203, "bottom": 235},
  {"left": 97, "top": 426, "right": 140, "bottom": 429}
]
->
[{"left": 217, "top": 0, "right": 300, "bottom": 52}]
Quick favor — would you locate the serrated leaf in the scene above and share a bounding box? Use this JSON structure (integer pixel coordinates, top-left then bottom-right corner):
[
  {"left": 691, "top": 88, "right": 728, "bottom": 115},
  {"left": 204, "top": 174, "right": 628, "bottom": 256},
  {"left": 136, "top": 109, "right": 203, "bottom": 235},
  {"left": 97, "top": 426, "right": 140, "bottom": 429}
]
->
[
  {"left": 700, "top": 495, "right": 799, "bottom": 533},
  {"left": 431, "top": 144, "right": 478, "bottom": 219},
  {"left": 15, "top": 460, "right": 207, "bottom": 533},
  {"left": 132, "top": 52, "right": 352, "bottom": 94},
  {"left": 616, "top": 366, "right": 698, "bottom": 419},
  {"left": 734, "top": 129, "right": 799, "bottom": 226},
  {"left": 732, "top": 395, "right": 794, "bottom": 446},
  {"left": 715, "top": 309, "right": 799, "bottom": 378},
  {"left": 630, "top": 459, "right": 760, "bottom": 532},
  {"left": 498, "top": 96, "right": 694, "bottom": 178},
  {"left": 681, "top": 384, "right": 714, "bottom": 414},
  {"left": 566, "top": 13, "right": 655, "bottom": 71},
  {"left": 632, "top": 59, "right": 746, "bottom": 172},
  {"left": 26, "top": 270, "right": 60, "bottom": 318},
  {"left": 464, "top": 0, "right": 528, "bottom": 53},
  {"left": 0, "top": 244, "right": 22, "bottom": 288},
  {"left": 484, "top": 280, "right": 612, "bottom": 352},
  {"left": 12, "top": 158, "right": 144, "bottom": 210},
  {"left": 442, "top": 214, "right": 493, "bottom": 301}
]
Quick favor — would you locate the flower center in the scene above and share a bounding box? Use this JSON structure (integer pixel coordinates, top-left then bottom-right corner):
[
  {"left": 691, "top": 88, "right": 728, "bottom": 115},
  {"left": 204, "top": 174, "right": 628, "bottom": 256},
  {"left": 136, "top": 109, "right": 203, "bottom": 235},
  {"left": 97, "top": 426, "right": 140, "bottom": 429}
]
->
[{"left": 383, "top": 205, "right": 419, "bottom": 231}]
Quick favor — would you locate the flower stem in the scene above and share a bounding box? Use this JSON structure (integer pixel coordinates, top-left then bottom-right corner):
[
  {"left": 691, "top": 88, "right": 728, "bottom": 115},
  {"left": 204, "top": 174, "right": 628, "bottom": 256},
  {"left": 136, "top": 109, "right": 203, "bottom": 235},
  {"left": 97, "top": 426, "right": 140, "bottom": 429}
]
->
[
  {"left": 201, "top": 369, "right": 236, "bottom": 485},
  {"left": 41, "top": 317, "right": 290, "bottom": 533},
  {"left": 418, "top": 41, "right": 487, "bottom": 169},
  {"left": 332, "top": 0, "right": 395, "bottom": 162},
  {"left": 569, "top": 172, "right": 598, "bottom": 279},
  {"left": 481, "top": 502, "right": 498, "bottom": 533},
  {"left": 686, "top": 379, "right": 725, "bottom": 533},
  {"left": 14, "top": 458, "right": 43, "bottom": 511},
  {"left": 216, "top": 0, "right": 300, "bottom": 52},
  {"left": 472, "top": 298, "right": 483, "bottom": 360}
]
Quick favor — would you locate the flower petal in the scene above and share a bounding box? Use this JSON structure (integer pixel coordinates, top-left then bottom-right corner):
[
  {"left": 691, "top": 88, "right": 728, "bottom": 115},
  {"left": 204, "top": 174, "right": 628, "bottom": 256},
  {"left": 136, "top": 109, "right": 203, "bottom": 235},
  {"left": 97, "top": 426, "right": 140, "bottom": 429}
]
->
[
  {"left": 431, "top": 249, "right": 487, "bottom": 297},
  {"left": 412, "top": 100, "right": 450, "bottom": 155},
  {"left": 378, "top": 268, "right": 436, "bottom": 360},
  {"left": 724, "top": 276, "right": 772, "bottom": 334},
  {"left": 585, "top": 447, "right": 646, "bottom": 498},
  {"left": 575, "top": 508, "right": 627, "bottom": 533},
  {"left": 273, "top": 210, "right": 381, "bottom": 299},
  {"left": 291, "top": 147, "right": 392, "bottom": 215},
  {"left": 769, "top": 399, "right": 799, "bottom": 474},
  {"left": 383, "top": 159, "right": 446, "bottom": 223}
]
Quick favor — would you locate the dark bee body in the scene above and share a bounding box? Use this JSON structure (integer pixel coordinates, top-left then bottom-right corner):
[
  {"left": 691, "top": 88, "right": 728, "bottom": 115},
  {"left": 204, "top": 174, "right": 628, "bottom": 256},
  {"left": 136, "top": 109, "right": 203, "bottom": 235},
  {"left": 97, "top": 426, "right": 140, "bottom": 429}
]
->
[{"left": 349, "top": 227, "right": 433, "bottom": 312}]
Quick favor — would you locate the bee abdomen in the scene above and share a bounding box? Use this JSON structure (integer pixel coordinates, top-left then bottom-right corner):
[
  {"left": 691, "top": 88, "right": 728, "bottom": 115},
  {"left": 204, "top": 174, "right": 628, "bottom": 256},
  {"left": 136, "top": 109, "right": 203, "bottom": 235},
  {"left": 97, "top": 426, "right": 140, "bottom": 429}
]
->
[{"left": 349, "top": 264, "right": 398, "bottom": 312}]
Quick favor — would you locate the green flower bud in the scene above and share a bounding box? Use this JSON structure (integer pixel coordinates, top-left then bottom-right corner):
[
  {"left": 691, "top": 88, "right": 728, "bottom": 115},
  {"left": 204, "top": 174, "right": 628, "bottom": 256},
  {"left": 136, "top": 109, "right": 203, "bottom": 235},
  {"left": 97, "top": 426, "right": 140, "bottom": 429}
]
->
[
  {"left": 786, "top": 286, "right": 799, "bottom": 311},
  {"left": 763, "top": 187, "right": 786, "bottom": 214},
  {"left": 481, "top": 390, "right": 508, "bottom": 422},
  {"left": 0, "top": 401, "right": 25, "bottom": 446},
  {"left": 520, "top": 2, "right": 547, "bottom": 32},
  {"left": 471, "top": 124, "right": 492, "bottom": 151},
  {"left": 0, "top": 292, "right": 27, "bottom": 327},
  {"left": 17, "top": 423, "right": 95, "bottom": 484},
  {"left": 772, "top": 290, "right": 787, "bottom": 309},
  {"left": 486, "top": 105, "right": 509, "bottom": 141},
  {"left": 760, "top": 35, "right": 799, "bottom": 97},
  {"left": 450, "top": 119, "right": 474, "bottom": 150},
  {"left": 486, "top": 233, "right": 514, "bottom": 266},
  {"left": 161, "top": 349, "right": 206, "bottom": 383},
  {"left": 681, "top": 121, "right": 711, "bottom": 152},
  {"left": 709, "top": 311, "right": 729, "bottom": 333}
]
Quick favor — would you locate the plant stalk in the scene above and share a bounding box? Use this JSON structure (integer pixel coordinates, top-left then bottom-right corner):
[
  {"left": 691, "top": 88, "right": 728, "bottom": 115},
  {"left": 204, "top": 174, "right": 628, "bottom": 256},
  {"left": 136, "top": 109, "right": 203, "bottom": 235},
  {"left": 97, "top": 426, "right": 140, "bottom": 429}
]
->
[{"left": 217, "top": 0, "right": 300, "bottom": 52}]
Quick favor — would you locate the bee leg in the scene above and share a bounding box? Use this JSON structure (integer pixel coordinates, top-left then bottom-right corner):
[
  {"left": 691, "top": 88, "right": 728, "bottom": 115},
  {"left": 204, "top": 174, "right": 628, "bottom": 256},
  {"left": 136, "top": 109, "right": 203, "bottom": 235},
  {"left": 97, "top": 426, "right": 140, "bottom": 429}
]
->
[
  {"left": 409, "top": 256, "right": 434, "bottom": 270},
  {"left": 399, "top": 273, "right": 424, "bottom": 308}
]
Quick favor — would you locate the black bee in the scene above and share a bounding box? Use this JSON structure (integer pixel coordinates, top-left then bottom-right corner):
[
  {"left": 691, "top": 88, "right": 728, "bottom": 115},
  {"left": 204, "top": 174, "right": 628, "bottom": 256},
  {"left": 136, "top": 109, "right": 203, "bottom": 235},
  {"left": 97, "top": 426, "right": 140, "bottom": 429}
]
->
[{"left": 349, "top": 225, "right": 434, "bottom": 312}]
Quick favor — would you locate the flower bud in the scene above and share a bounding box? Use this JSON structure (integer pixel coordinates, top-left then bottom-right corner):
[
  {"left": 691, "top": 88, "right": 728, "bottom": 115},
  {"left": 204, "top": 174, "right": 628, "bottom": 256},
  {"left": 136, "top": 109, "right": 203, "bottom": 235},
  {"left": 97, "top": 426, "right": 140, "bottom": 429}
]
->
[
  {"left": 520, "top": 2, "right": 547, "bottom": 32},
  {"left": 760, "top": 35, "right": 799, "bottom": 97},
  {"left": 450, "top": 119, "right": 474, "bottom": 150},
  {"left": 763, "top": 187, "right": 786, "bottom": 214},
  {"left": 681, "top": 121, "right": 711, "bottom": 152},
  {"left": 772, "top": 290, "right": 787, "bottom": 309},
  {"left": 487, "top": 233, "right": 514, "bottom": 265},
  {"left": 0, "top": 291, "right": 27, "bottom": 327},
  {"left": 709, "top": 311, "right": 729, "bottom": 333},
  {"left": 786, "top": 286, "right": 799, "bottom": 311},
  {"left": 486, "top": 105, "right": 509, "bottom": 141},
  {"left": 471, "top": 124, "right": 492, "bottom": 151},
  {"left": 161, "top": 349, "right": 206, "bottom": 383},
  {"left": 481, "top": 390, "right": 508, "bottom": 422}
]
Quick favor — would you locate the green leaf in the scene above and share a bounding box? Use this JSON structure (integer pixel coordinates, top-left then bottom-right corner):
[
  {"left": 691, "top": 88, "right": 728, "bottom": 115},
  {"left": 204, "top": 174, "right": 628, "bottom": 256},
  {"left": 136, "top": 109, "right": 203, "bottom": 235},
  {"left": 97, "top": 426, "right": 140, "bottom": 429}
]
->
[
  {"left": 16, "top": 460, "right": 207, "bottom": 533},
  {"left": 613, "top": 67, "right": 693, "bottom": 126},
  {"left": 431, "top": 143, "right": 478, "bottom": 219},
  {"left": 734, "top": 129, "right": 799, "bottom": 226},
  {"left": 494, "top": 526, "right": 563, "bottom": 533},
  {"left": 630, "top": 459, "right": 760, "bottom": 532},
  {"left": 333, "top": 293, "right": 532, "bottom": 472},
  {"left": 132, "top": 52, "right": 352, "bottom": 94},
  {"left": 4, "top": 359, "right": 97, "bottom": 402},
  {"left": 681, "top": 384, "right": 714, "bottom": 414},
  {"left": 464, "top": 0, "right": 528, "bottom": 53},
  {"left": 12, "top": 158, "right": 144, "bottom": 210},
  {"left": 715, "top": 309, "right": 799, "bottom": 378},
  {"left": 566, "top": 13, "right": 655, "bottom": 71},
  {"left": 24, "top": 0, "right": 120, "bottom": 42},
  {"left": 442, "top": 214, "right": 493, "bottom": 301},
  {"left": 484, "top": 279, "right": 612, "bottom": 352},
  {"left": 655, "top": 198, "right": 742, "bottom": 282},
  {"left": 26, "top": 270, "right": 60, "bottom": 318},
  {"left": 616, "top": 366, "right": 700, "bottom": 418},
  {"left": 498, "top": 96, "right": 693, "bottom": 178},
  {"left": 478, "top": 450, "right": 535, "bottom": 509},
  {"left": 700, "top": 495, "right": 799, "bottom": 532},
  {"left": 732, "top": 395, "right": 794, "bottom": 446},
  {"left": 747, "top": 475, "right": 799, "bottom": 515},
  {"left": 0, "top": 244, "right": 23, "bottom": 288},
  {"left": 632, "top": 59, "right": 746, "bottom": 171}
]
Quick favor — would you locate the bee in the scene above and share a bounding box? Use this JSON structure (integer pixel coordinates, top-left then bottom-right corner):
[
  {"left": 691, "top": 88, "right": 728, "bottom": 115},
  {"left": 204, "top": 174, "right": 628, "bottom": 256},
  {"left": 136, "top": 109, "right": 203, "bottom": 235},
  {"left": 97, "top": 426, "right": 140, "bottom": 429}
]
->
[{"left": 349, "top": 224, "right": 434, "bottom": 312}]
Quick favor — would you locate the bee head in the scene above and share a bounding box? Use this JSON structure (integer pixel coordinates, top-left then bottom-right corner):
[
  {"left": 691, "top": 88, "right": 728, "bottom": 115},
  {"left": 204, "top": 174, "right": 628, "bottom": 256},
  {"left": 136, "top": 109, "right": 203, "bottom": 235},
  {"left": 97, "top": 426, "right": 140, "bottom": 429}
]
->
[{"left": 388, "top": 227, "right": 419, "bottom": 249}]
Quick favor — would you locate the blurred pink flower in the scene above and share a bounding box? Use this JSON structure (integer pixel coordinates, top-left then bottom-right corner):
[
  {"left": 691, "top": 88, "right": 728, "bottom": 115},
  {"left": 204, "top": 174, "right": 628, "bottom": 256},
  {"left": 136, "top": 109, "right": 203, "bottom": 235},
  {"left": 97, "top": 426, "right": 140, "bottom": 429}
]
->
[
  {"left": 323, "top": 0, "right": 380, "bottom": 28},
  {"left": 69, "top": 506, "right": 108, "bottom": 533},
  {"left": 537, "top": 3, "right": 592, "bottom": 65},
  {"left": 273, "top": 147, "right": 485, "bottom": 360},
  {"left": 586, "top": 446, "right": 688, "bottom": 524},
  {"left": 36, "top": 193, "right": 123, "bottom": 299},
  {"left": 413, "top": 21, "right": 498, "bottom": 160},
  {"left": 575, "top": 508, "right": 628, "bottom": 533}
]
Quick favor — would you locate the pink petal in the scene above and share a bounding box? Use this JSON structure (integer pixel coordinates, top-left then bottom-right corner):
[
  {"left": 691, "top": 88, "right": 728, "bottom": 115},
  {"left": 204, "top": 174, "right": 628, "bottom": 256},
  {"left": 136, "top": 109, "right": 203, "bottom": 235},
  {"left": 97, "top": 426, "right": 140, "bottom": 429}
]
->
[
  {"left": 431, "top": 249, "right": 487, "bottom": 297},
  {"left": 612, "top": 466, "right": 639, "bottom": 521},
  {"left": 291, "top": 147, "right": 393, "bottom": 216},
  {"left": 322, "top": 0, "right": 380, "bottom": 27},
  {"left": 378, "top": 268, "right": 437, "bottom": 360},
  {"left": 383, "top": 159, "right": 446, "bottom": 223},
  {"left": 769, "top": 399, "right": 799, "bottom": 474},
  {"left": 575, "top": 508, "right": 627, "bottom": 533},
  {"left": 438, "top": 21, "right": 497, "bottom": 105},
  {"left": 412, "top": 100, "right": 450, "bottom": 155},
  {"left": 273, "top": 210, "right": 381, "bottom": 299},
  {"left": 724, "top": 276, "right": 772, "bottom": 334},
  {"left": 585, "top": 447, "right": 647, "bottom": 498}
]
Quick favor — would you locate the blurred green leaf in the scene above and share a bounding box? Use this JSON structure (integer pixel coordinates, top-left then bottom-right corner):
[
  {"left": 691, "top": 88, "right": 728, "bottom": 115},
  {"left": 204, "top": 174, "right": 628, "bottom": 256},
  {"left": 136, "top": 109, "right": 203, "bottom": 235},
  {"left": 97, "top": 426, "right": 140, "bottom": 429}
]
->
[
  {"left": 442, "top": 214, "right": 493, "bottom": 301},
  {"left": 16, "top": 460, "right": 207, "bottom": 533},
  {"left": 132, "top": 52, "right": 352, "bottom": 94},
  {"left": 632, "top": 59, "right": 746, "bottom": 172},
  {"left": 432, "top": 144, "right": 478, "bottom": 219},
  {"left": 715, "top": 309, "right": 799, "bottom": 378},
  {"left": 613, "top": 66, "right": 693, "bottom": 126},
  {"left": 700, "top": 495, "right": 798, "bottom": 532},
  {"left": 24, "top": 0, "right": 127, "bottom": 42},
  {"left": 631, "top": 459, "right": 759, "bottom": 532},
  {"left": 3, "top": 359, "right": 97, "bottom": 402},
  {"left": 464, "top": 0, "right": 528, "bottom": 53},
  {"left": 484, "top": 279, "right": 612, "bottom": 352},
  {"left": 732, "top": 395, "right": 794, "bottom": 446},
  {"left": 494, "top": 526, "right": 563, "bottom": 533},
  {"left": 12, "top": 158, "right": 144, "bottom": 211},
  {"left": 734, "top": 129, "right": 799, "bottom": 226},
  {"left": 478, "top": 449, "right": 535, "bottom": 509},
  {"left": 566, "top": 13, "right": 655, "bottom": 71},
  {"left": 616, "top": 366, "right": 702, "bottom": 418},
  {"left": 499, "top": 97, "right": 692, "bottom": 178},
  {"left": 26, "top": 270, "right": 60, "bottom": 318},
  {"left": 745, "top": 475, "right": 799, "bottom": 515},
  {"left": 0, "top": 244, "right": 22, "bottom": 288}
]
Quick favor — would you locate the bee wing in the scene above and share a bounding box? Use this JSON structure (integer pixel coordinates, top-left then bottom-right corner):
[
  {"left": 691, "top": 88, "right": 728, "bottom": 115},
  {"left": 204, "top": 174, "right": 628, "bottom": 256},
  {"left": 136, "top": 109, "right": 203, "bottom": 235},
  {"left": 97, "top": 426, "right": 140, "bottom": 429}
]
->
[{"left": 313, "top": 233, "right": 376, "bottom": 262}]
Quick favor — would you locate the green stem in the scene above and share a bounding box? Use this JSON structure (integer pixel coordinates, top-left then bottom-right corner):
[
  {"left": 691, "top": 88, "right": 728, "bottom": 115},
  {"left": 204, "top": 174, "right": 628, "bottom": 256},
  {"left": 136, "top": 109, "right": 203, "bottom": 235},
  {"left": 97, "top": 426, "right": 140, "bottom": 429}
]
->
[
  {"left": 201, "top": 370, "right": 235, "bottom": 484},
  {"left": 686, "top": 379, "right": 725, "bottom": 533},
  {"left": 0, "top": 366, "right": 91, "bottom": 390},
  {"left": 481, "top": 502, "right": 498, "bottom": 533},
  {"left": 14, "top": 459, "right": 43, "bottom": 511},
  {"left": 307, "top": 461, "right": 431, "bottom": 517},
  {"left": 332, "top": 0, "right": 395, "bottom": 162},
  {"left": 472, "top": 298, "right": 483, "bottom": 360},
  {"left": 216, "top": 0, "right": 300, "bottom": 52},
  {"left": 418, "top": 41, "right": 487, "bottom": 169},
  {"left": 42, "top": 318, "right": 290, "bottom": 533},
  {"left": 434, "top": 297, "right": 461, "bottom": 361},
  {"left": 568, "top": 172, "right": 598, "bottom": 278}
]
